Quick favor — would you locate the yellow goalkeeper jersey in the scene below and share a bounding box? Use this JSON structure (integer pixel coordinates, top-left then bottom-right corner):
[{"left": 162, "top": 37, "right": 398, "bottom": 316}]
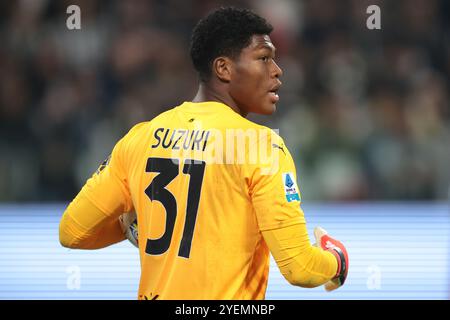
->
[{"left": 81, "top": 101, "right": 307, "bottom": 299}]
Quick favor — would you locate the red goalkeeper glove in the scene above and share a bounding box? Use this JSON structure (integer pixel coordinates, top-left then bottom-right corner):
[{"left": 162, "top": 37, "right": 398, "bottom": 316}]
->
[{"left": 314, "top": 227, "right": 349, "bottom": 291}]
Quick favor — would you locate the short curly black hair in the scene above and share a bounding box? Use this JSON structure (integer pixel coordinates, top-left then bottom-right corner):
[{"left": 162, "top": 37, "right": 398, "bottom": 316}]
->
[{"left": 190, "top": 7, "right": 273, "bottom": 82}]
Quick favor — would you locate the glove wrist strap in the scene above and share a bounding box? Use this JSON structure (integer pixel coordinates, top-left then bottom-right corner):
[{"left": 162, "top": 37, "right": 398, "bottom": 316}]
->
[{"left": 328, "top": 247, "right": 347, "bottom": 285}]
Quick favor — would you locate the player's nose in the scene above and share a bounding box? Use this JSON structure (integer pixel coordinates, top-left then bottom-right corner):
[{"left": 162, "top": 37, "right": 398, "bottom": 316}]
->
[{"left": 272, "top": 60, "right": 283, "bottom": 78}]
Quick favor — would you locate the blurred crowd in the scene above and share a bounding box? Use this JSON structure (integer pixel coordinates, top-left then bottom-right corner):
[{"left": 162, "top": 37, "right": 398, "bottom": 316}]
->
[{"left": 0, "top": 0, "right": 449, "bottom": 202}]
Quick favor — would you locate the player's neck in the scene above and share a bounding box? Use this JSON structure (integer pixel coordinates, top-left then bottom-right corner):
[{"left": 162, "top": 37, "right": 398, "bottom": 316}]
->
[{"left": 192, "top": 84, "right": 248, "bottom": 118}]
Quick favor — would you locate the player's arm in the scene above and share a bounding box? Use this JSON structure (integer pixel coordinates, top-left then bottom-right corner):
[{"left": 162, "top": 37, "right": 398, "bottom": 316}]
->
[
  {"left": 59, "top": 133, "right": 134, "bottom": 250},
  {"left": 248, "top": 132, "right": 348, "bottom": 290},
  {"left": 262, "top": 221, "right": 348, "bottom": 289},
  {"left": 262, "top": 223, "right": 335, "bottom": 287},
  {"left": 59, "top": 192, "right": 126, "bottom": 249}
]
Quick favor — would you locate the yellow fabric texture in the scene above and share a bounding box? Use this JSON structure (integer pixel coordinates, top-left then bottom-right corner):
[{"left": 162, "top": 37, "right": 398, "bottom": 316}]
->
[
  {"left": 59, "top": 193, "right": 126, "bottom": 249},
  {"left": 262, "top": 223, "right": 337, "bottom": 287},
  {"left": 59, "top": 101, "right": 338, "bottom": 299}
]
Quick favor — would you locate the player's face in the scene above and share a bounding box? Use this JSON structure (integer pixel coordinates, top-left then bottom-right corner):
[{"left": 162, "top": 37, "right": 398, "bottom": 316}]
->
[{"left": 229, "top": 34, "right": 283, "bottom": 115}]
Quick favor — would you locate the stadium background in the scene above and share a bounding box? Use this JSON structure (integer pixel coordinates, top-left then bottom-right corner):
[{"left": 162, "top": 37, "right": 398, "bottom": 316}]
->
[{"left": 0, "top": 0, "right": 449, "bottom": 299}]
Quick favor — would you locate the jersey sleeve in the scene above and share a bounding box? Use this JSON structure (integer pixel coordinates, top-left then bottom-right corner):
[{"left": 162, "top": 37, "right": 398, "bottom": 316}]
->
[
  {"left": 245, "top": 130, "right": 339, "bottom": 287},
  {"left": 261, "top": 223, "right": 338, "bottom": 287},
  {"left": 59, "top": 124, "right": 145, "bottom": 249},
  {"left": 246, "top": 130, "right": 305, "bottom": 231},
  {"left": 59, "top": 193, "right": 126, "bottom": 249},
  {"left": 82, "top": 133, "right": 134, "bottom": 217}
]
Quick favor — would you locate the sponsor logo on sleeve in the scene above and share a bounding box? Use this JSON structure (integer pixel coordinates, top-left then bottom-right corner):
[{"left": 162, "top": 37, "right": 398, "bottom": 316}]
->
[{"left": 283, "top": 172, "right": 301, "bottom": 202}]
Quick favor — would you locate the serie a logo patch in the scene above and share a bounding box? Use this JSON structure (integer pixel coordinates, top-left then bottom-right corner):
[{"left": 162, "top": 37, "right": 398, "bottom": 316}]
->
[{"left": 283, "top": 172, "right": 301, "bottom": 202}]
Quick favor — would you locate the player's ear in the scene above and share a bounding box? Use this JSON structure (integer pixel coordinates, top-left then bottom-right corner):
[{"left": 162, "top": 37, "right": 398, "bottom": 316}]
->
[{"left": 212, "top": 57, "right": 232, "bottom": 82}]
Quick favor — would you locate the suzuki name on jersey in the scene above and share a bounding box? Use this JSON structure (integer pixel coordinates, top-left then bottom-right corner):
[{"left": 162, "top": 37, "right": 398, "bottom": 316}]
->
[{"left": 151, "top": 128, "right": 211, "bottom": 151}]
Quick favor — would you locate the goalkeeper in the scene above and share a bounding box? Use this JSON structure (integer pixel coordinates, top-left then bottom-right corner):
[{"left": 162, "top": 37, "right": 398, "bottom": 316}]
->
[{"left": 59, "top": 7, "right": 348, "bottom": 299}]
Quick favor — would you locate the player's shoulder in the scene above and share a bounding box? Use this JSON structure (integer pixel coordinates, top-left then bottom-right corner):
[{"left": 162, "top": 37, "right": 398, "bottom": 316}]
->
[
  {"left": 123, "top": 108, "right": 178, "bottom": 140},
  {"left": 121, "top": 121, "right": 150, "bottom": 143},
  {"left": 239, "top": 118, "right": 285, "bottom": 145},
  {"left": 227, "top": 113, "right": 277, "bottom": 134},
  {"left": 117, "top": 109, "right": 178, "bottom": 160},
  {"left": 231, "top": 118, "right": 288, "bottom": 161}
]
